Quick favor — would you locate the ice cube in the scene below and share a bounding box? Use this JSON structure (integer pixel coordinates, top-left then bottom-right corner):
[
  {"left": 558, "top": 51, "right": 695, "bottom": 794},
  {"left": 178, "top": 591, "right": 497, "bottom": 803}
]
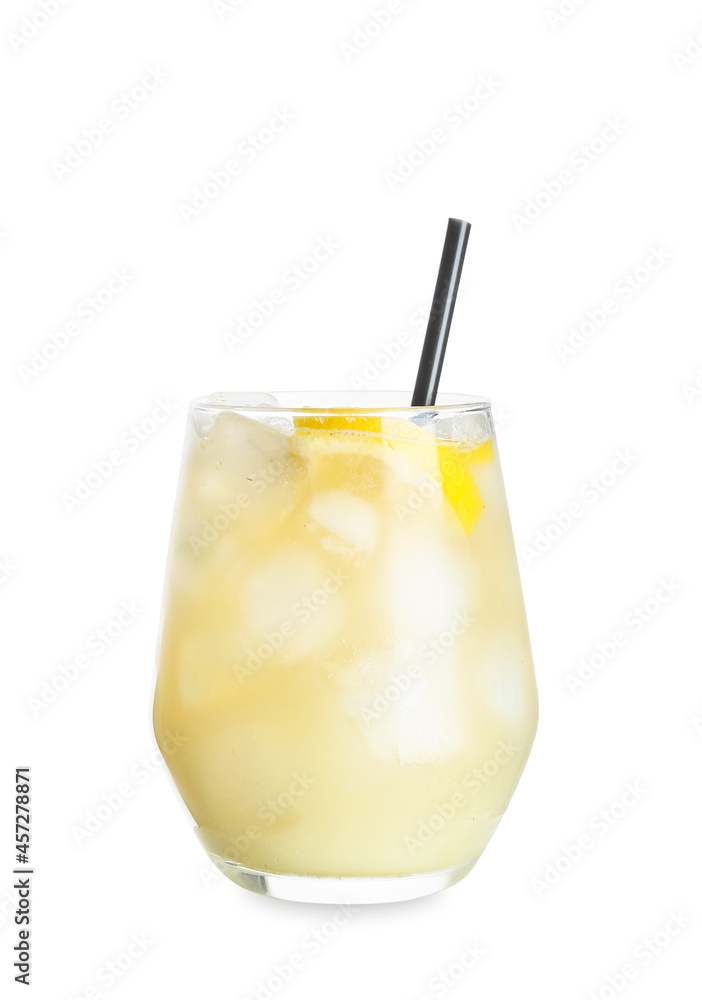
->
[
  {"left": 205, "top": 392, "right": 281, "bottom": 407},
  {"left": 175, "top": 412, "right": 307, "bottom": 563},
  {"left": 319, "top": 534, "right": 358, "bottom": 561},
  {"left": 433, "top": 408, "right": 494, "bottom": 448},
  {"left": 187, "top": 410, "right": 304, "bottom": 514},
  {"left": 476, "top": 642, "right": 526, "bottom": 722},
  {"left": 333, "top": 648, "right": 465, "bottom": 765},
  {"left": 387, "top": 525, "right": 472, "bottom": 641},
  {"left": 307, "top": 491, "right": 380, "bottom": 556},
  {"left": 388, "top": 656, "right": 465, "bottom": 764},
  {"left": 241, "top": 546, "right": 345, "bottom": 662},
  {"left": 204, "top": 393, "right": 293, "bottom": 434}
]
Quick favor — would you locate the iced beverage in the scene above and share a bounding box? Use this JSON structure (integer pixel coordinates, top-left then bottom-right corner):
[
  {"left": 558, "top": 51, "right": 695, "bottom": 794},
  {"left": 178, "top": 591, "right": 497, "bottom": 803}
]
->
[{"left": 153, "top": 392, "right": 537, "bottom": 902}]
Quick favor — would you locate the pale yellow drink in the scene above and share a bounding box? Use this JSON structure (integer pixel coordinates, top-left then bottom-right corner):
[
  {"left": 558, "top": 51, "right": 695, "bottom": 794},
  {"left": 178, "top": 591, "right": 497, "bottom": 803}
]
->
[{"left": 153, "top": 394, "right": 537, "bottom": 895}]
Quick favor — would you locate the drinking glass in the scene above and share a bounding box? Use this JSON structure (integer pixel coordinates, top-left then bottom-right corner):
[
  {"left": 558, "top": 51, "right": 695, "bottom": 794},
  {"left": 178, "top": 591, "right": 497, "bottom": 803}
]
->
[{"left": 153, "top": 391, "right": 538, "bottom": 903}]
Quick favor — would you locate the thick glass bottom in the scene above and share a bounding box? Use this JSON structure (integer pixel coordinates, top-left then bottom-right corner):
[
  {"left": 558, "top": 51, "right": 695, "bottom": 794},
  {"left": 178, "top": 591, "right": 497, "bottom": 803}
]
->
[{"left": 209, "top": 855, "right": 475, "bottom": 904}]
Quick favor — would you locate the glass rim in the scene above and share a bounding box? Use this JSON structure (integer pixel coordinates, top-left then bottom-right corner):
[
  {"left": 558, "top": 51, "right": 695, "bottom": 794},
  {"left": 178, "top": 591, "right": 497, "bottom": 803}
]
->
[{"left": 190, "top": 391, "right": 492, "bottom": 415}]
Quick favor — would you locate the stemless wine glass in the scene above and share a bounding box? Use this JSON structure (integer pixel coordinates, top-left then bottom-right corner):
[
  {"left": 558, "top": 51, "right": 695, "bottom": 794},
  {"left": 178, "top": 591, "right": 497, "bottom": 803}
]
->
[{"left": 153, "top": 391, "right": 538, "bottom": 903}]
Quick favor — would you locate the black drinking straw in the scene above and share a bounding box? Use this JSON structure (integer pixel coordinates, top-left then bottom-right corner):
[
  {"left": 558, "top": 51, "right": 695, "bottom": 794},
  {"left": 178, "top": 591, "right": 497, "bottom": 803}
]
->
[{"left": 411, "top": 218, "right": 471, "bottom": 407}]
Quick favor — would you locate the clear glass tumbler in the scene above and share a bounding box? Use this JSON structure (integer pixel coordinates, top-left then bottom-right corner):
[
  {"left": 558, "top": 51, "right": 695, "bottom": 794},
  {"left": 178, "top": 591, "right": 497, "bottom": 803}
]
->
[{"left": 153, "top": 391, "right": 538, "bottom": 903}]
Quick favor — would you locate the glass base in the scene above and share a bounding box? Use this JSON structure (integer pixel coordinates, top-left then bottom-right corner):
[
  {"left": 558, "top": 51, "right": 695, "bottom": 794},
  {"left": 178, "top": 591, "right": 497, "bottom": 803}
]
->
[{"left": 209, "top": 855, "right": 475, "bottom": 904}]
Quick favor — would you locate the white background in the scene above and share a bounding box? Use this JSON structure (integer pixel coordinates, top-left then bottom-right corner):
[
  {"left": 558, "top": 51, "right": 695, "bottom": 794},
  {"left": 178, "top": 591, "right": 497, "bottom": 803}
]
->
[{"left": 2, "top": 0, "right": 701, "bottom": 997}]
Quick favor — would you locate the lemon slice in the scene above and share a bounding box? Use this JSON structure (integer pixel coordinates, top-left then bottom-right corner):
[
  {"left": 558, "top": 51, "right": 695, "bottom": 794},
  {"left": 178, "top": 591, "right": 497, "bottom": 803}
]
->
[
  {"left": 381, "top": 417, "right": 487, "bottom": 533},
  {"left": 293, "top": 412, "right": 387, "bottom": 497},
  {"left": 437, "top": 444, "right": 485, "bottom": 534},
  {"left": 294, "top": 413, "right": 488, "bottom": 535},
  {"left": 294, "top": 411, "right": 383, "bottom": 435},
  {"left": 459, "top": 438, "right": 494, "bottom": 464},
  {"left": 383, "top": 417, "right": 494, "bottom": 535}
]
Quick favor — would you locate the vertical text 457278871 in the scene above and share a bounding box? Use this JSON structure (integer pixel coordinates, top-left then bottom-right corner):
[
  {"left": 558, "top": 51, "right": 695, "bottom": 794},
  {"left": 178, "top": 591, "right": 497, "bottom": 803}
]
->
[{"left": 14, "top": 767, "right": 32, "bottom": 985}]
